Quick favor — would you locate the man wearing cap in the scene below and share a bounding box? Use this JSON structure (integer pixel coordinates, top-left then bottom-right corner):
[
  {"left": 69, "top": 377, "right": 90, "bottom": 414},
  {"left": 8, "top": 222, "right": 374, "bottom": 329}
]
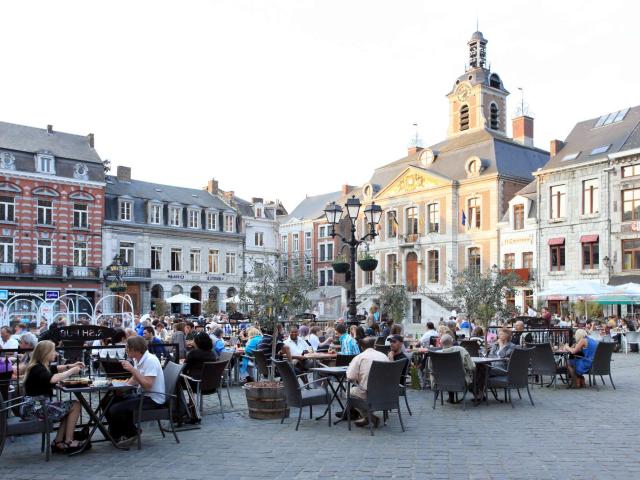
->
[{"left": 387, "top": 334, "right": 408, "bottom": 362}]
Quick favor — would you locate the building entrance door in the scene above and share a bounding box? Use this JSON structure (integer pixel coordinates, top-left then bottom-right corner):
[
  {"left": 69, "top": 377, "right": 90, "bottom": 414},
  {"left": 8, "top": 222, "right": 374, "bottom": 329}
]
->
[{"left": 406, "top": 252, "right": 418, "bottom": 292}]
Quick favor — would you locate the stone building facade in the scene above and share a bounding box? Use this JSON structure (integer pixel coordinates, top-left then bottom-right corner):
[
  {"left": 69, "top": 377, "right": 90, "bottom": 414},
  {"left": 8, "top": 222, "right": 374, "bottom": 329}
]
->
[{"left": 535, "top": 106, "right": 640, "bottom": 314}]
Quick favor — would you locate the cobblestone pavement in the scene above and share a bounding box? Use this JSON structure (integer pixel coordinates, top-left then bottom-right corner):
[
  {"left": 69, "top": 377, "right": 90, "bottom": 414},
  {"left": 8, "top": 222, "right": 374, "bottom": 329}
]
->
[{"left": 2, "top": 353, "right": 640, "bottom": 479}]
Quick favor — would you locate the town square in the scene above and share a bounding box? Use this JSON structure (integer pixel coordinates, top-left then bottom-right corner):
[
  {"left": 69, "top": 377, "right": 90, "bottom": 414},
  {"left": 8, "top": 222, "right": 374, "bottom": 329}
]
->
[{"left": 1, "top": 1, "right": 639, "bottom": 479}]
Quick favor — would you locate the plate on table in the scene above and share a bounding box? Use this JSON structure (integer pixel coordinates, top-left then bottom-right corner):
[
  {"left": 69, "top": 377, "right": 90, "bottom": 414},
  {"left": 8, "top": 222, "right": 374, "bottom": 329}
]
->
[
  {"left": 111, "top": 380, "right": 130, "bottom": 387},
  {"left": 61, "top": 377, "right": 92, "bottom": 387}
]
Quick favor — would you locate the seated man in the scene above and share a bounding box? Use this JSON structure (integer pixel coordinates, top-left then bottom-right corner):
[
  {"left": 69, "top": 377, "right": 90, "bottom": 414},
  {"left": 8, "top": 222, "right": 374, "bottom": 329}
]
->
[
  {"left": 283, "top": 326, "right": 312, "bottom": 374},
  {"left": 336, "top": 323, "right": 360, "bottom": 355},
  {"left": 142, "top": 326, "right": 167, "bottom": 358},
  {"left": 346, "top": 346, "right": 389, "bottom": 427},
  {"left": 387, "top": 334, "right": 408, "bottom": 362},
  {"left": 511, "top": 321, "right": 533, "bottom": 346},
  {"left": 428, "top": 334, "right": 475, "bottom": 386},
  {"left": 105, "top": 336, "right": 165, "bottom": 446}
]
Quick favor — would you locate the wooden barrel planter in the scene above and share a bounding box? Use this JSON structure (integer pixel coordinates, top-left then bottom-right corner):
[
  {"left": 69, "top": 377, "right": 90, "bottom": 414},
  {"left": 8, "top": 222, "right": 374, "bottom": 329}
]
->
[{"left": 243, "top": 381, "right": 289, "bottom": 420}]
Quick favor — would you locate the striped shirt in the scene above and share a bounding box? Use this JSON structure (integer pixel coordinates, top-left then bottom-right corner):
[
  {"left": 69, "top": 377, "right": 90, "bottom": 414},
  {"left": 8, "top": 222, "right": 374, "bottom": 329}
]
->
[{"left": 339, "top": 333, "right": 360, "bottom": 355}]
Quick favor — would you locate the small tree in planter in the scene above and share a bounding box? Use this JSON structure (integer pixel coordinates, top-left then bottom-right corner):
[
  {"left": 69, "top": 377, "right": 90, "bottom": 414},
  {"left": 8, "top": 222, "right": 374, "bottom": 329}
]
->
[
  {"left": 239, "top": 261, "right": 316, "bottom": 419},
  {"left": 449, "top": 266, "right": 520, "bottom": 339},
  {"left": 154, "top": 298, "right": 168, "bottom": 317},
  {"left": 376, "top": 277, "right": 410, "bottom": 324},
  {"left": 202, "top": 299, "right": 217, "bottom": 318}
]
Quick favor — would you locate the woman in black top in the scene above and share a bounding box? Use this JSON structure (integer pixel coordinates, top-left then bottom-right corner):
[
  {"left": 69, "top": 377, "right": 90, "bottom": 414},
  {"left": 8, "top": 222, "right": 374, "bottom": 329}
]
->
[
  {"left": 22, "top": 340, "right": 85, "bottom": 452},
  {"left": 182, "top": 333, "right": 217, "bottom": 422}
]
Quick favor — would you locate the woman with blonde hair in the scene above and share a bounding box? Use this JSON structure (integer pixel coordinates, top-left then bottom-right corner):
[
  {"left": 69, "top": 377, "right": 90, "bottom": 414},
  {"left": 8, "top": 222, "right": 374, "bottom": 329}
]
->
[
  {"left": 22, "top": 340, "right": 85, "bottom": 453},
  {"left": 564, "top": 328, "right": 598, "bottom": 388},
  {"left": 241, "top": 326, "right": 263, "bottom": 382}
]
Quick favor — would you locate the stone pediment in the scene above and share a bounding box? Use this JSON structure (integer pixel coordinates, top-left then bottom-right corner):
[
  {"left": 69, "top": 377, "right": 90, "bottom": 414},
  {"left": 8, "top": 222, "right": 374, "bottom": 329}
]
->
[{"left": 376, "top": 167, "right": 451, "bottom": 199}]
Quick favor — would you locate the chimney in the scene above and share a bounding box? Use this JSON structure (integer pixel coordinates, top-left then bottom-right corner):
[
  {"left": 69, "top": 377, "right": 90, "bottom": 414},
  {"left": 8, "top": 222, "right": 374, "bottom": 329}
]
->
[
  {"left": 206, "top": 179, "right": 218, "bottom": 194},
  {"left": 407, "top": 146, "right": 424, "bottom": 156},
  {"left": 512, "top": 116, "right": 534, "bottom": 147},
  {"left": 116, "top": 166, "right": 131, "bottom": 183},
  {"left": 549, "top": 139, "right": 565, "bottom": 157},
  {"left": 251, "top": 197, "right": 263, "bottom": 204},
  {"left": 223, "top": 191, "right": 235, "bottom": 204},
  {"left": 46, "top": 124, "right": 53, "bottom": 134},
  {"left": 87, "top": 133, "right": 95, "bottom": 148},
  {"left": 341, "top": 184, "right": 355, "bottom": 195}
]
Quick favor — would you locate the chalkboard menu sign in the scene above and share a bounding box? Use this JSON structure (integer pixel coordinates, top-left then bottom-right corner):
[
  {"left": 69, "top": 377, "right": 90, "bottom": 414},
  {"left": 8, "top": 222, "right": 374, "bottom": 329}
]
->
[{"left": 53, "top": 325, "right": 116, "bottom": 342}]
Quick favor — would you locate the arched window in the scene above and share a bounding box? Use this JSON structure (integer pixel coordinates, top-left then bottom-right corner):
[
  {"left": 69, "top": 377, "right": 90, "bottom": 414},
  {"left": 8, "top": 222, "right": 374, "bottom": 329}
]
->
[
  {"left": 490, "top": 103, "right": 499, "bottom": 130},
  {"left": 490, "top": 74, "right": 501, "bottom": 89},
  {"left": 460, "top": 105, "right": 470, "bottom": 131},
  {"left": 468, "top": 247, "right": 481, "bottom": 274}
]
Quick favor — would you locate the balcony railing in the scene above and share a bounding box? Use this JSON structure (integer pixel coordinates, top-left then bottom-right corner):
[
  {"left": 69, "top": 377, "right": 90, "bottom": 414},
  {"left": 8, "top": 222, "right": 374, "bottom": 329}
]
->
[
  {"left": 500, "top": 268, "right": 535, "bottom": 282},
  {"left": 0, "top": 263, "right": 100, "bottom": 280},
  {"left": 401, "top": 233, "right": 419, "bottom": 245},
  {"left": 122, "top": 267, "right": 152, "bottom": 279}
]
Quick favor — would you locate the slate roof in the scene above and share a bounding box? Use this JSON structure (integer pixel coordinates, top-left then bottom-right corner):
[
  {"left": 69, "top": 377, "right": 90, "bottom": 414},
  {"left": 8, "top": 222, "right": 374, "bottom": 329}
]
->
[
  {"left": 280, "top": 190, "right": 343, "bottom": 223},
  {"left": 542, "top": 105, "right": 640, "bottom": 171},
  {"left": 369, "top": 129, "right": 549, "bottom": 190},
  {"left": 0, "top": 121, "right": 101, "bottom": 163},
  {"left": 106, "top": 175, "right": 232, "bottom": 211}
]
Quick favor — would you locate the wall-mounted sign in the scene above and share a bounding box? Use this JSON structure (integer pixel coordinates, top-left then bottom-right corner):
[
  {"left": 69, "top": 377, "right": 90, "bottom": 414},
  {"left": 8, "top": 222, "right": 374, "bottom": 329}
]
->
[
  {"left": 501, "top": 235, "right": 534, "bottom": 246},
  {"left": 168, "top": 274, "right": 185, "bottom": 280},
  {"left": 207, "top": 275, "right": 224, "bottom": 281},
  {"left": 45, "top": 290, "right": 60, "bottom": 300},
  {"left": 0, "top": 289, "right": 8, "bottom": 301}
]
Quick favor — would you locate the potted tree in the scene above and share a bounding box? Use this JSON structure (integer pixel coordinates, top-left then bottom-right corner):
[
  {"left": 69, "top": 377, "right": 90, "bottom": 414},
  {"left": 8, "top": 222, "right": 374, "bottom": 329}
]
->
[
  {"left": 331, "top": 254, "right": 349, "bottom": 274},
  {"left": 239, "top": 261, "right": 316, "bottom": 419},
  {"left": 357, "top": 251, "right": 378, "bottom": 272}
]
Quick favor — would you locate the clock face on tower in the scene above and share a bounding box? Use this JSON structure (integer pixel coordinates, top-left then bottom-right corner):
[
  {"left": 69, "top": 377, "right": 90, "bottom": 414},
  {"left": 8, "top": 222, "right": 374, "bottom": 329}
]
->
[{"left": 456, "top": 84, "right": 471, "bottom": 102}]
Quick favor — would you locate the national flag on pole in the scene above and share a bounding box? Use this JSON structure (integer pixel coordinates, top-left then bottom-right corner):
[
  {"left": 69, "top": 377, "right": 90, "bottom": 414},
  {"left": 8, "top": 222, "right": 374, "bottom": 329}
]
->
[{"left": 461, "top": 210, "right": 466, "bottom": 225}]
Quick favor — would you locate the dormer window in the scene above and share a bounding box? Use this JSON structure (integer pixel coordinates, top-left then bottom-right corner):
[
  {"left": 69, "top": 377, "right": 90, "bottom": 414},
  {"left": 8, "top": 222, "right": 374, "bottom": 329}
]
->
[
  {"left": 513, "top": 204, "right": 524, "bottom": 230},
  {"left": 149, "top": 203, "right": 162, "bottom": 225},
  {"left": 36, "top": 153, "right": 55, "bottom": 174},
  {"left": 169, "top": 206, "right": 182, "bottom": 227},
  {"left": 119, "top": 200, "right": 132, "bottom": 221},
  {"left": 224, "top": 214, "right": 235, "bottom": 233},
  {"left": 206, "top": 211, "right": 218, "bottom": 230},
  {"left": 255, "top": 207, "right": 263, "bottom": 218},
  {"left": 188, "top": 209, "right": 201, "bottom": 229}
]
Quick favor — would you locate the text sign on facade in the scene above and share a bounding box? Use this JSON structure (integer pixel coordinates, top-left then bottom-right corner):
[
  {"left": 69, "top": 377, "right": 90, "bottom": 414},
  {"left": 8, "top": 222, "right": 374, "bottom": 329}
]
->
[
  {"left": 45, "top": 290, "right": 60, "bottom": 300},
  {"left": 0, "top": 290, "right": 8, "bottom": 301}
]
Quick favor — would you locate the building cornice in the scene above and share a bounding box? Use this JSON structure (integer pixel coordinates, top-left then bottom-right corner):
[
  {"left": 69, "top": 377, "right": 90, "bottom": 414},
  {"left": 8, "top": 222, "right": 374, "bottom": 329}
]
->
[
  {"left": 102, "top": 221, "right": 244, "bottom": 241},
  {"left": 0, "top": 169, "right": 105, "bottom": 188}
]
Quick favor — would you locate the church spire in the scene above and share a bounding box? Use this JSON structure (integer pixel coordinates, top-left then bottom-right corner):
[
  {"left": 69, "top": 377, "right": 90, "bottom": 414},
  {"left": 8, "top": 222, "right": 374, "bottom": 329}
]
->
[{"left": 467, "top": 31, "right": 487, "bottom": 70}]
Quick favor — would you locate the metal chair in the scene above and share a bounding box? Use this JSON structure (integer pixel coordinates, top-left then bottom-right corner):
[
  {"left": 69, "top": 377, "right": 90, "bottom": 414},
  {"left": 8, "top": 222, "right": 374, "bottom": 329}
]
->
[
  {"left": 488, "top": 348, "right": 535, "bottom": 407},
  {"left": 622, "top": 331, "right": 640, "bottom": 354},
  {"left": 217, "top": 351, "right": 235, "bottom": 407},
  {"left": 460, "top": 339, "right": 481, "bottom": 357},
  {"left": 398, "top": 355, "right": 412, "bottom": 416},
  {"left": 254, "top": 350, "right": 271, "bottom": 381},
  {"left": 374, "top": 345, "right": 391, "bottom": 355},
  {"left": 335, "top": 354, "right": 358, "bottom": 367},
  {"left": 429, "top": 351, "right": 471, "bottom": 410},
  {"left": 186, "top": 361, "right": 229, "bottom": 417},
  {"left": 274, "top": 360, "right": 331, "bottom": 431},
  {"left": 346, "top": 359, "right": 407, "bottom": 436},
  {"left": 134, "top": 361, "right": 184, "bottom": 450},
  {"left": 587, "top": 341, "right": 616, "bottom": 390},
  {"left": 0, "top": 393, "right": 53, "bottom": 461},
  {"left": 528, "top": 343, "right": 567, "bottom": 388},
  {"left": 99, "top": 357, "right": 129, "bottom": 379}
]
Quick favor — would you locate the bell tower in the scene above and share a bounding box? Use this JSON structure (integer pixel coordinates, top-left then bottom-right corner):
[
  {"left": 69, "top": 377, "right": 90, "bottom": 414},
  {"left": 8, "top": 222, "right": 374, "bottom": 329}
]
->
[{"left": 446, "top": 31, "right": 509, "bottom": 137}]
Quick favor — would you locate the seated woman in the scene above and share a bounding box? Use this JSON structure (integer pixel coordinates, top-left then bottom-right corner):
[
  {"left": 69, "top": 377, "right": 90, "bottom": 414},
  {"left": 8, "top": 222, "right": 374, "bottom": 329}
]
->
[
  {"left": 564, "top": 328, "right": 598, "bottom": 388},
  {"left": 22, "top": 340, "right": 86, "bottom": 453},
  {"left": 240, "top": 327, "right": 263, "bottom": 382},
  {"left": 183, "top": 332, "right": 217, "bottom": 381},
  {"left": 487, "top": 328, "right": 515, "bottom": 370}
]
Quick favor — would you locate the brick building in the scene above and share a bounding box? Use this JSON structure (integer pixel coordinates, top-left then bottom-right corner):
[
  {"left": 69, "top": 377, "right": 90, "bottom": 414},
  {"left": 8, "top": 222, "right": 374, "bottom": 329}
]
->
[{"left": 0, "top": 122, "right": 105, "bottom": 318}]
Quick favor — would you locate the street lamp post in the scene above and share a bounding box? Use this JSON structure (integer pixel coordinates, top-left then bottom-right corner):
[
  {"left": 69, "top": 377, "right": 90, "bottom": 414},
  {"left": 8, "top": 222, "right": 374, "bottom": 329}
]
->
[{"left": 324, "top": 196, "right": 382, "bottom": 324}]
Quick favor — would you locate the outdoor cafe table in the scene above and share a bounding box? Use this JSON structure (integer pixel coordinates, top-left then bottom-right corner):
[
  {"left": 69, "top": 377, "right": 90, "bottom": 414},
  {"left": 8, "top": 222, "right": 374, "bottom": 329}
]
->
[
  {"left": 310, "top": 366, "right": 348, "bottom": 423},
  {"left": 470, "top": 357, "right": 504, "bottom": 405},
  {"left": 56, "top": 381, "right": 136, "bottom": 455}
]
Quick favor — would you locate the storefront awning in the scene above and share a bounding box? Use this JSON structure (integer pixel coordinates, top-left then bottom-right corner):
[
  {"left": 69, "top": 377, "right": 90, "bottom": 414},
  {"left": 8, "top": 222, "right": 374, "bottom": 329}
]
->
[
  {"left": 580, "top": 234, "right": 599, "bottom": 243},
  {"left": 546, "top": 295, "right": 568, "bottom": 301},
  {"left": 548, "top": 237, "right": 565, "bottom": 246}
]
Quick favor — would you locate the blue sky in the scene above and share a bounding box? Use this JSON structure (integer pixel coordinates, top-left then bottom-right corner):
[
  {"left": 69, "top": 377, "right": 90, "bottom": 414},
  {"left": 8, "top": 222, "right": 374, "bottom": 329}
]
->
[{"left": 0, "top": 0, "right": 634, "bottom": 210}]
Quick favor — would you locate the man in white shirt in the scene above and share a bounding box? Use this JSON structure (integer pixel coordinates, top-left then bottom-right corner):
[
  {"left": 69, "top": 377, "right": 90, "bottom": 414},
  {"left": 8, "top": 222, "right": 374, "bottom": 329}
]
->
[
  {"left": 105, "top": 336, "right": 165, "bottom": 446},
  {"left": 284, "top": 326, "right": 312, "bottom": 374},
  {"left": 420, "top": 322, "right": 439, "bottom": 347},
  {"left": 0, "top": 326, "right": 19, "bottom": 350},
  {"left": 346, "top": 347, "right": 389, "bottom": 427}
]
